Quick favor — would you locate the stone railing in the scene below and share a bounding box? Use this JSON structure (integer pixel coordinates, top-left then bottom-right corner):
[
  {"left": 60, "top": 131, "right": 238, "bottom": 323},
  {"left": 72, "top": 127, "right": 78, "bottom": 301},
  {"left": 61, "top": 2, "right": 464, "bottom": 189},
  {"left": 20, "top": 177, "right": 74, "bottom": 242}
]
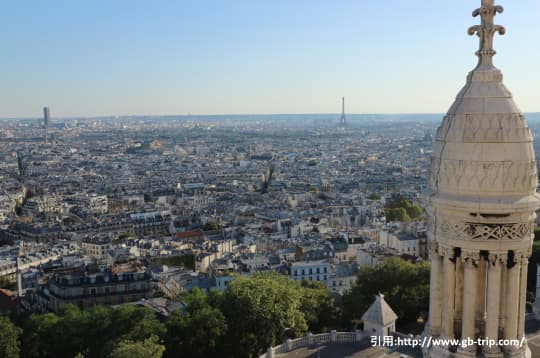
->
[{"left": 260, "top": 330, "right": 364, "bottom": 358}]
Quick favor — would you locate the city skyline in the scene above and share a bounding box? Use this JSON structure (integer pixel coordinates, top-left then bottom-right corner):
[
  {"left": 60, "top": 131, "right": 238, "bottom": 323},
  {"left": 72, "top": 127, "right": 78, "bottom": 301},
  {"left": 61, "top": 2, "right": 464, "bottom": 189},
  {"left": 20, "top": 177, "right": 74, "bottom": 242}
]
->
[{"left": 2, "top": 0, "right": 540, "bottom": 118}]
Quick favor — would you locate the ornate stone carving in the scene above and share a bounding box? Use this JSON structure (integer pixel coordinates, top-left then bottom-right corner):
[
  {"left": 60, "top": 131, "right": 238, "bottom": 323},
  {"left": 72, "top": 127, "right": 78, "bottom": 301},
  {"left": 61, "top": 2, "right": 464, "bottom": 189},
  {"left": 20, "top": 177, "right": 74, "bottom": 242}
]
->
[
  {"left": 431, "top": 160, "right": 537, "bottom": 194},
  {"left": 438, "top": 245, "right": 455, "bottom": 259},
  {"left": 461, "top": 250, "right": 480, "bottom": 265},
  {"left": 507, "top": 251, "right": 526, "bottom": 267},
  {"left": 468, "top": 0, "right": 505, "bottom": 65},
  {"left": 428, "top": 241, "right": 440, "bottom": 257},
  {"left": 488, "top": 252, "right": 506, "bottom": 266},
  {"left": 436, "top": 220, "right": 533, "bottom": 241},
  {"left": 435, "top": 113, "right": 532, "bottom": 142}
]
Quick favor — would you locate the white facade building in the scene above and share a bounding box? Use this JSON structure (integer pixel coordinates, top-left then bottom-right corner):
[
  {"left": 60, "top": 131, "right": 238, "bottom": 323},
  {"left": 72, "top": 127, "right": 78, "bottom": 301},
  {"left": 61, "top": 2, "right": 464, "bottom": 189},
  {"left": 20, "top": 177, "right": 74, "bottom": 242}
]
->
[{"left": 290, "top": 260, "right": 330, "bottom": 283}]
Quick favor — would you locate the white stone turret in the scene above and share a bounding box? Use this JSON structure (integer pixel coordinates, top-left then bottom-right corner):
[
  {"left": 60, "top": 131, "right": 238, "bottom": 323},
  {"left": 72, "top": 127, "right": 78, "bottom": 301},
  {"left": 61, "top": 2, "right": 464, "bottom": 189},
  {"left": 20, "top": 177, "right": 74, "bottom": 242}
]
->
[{"left": 423, "top": 1, "right": 540, "bottom": 357}]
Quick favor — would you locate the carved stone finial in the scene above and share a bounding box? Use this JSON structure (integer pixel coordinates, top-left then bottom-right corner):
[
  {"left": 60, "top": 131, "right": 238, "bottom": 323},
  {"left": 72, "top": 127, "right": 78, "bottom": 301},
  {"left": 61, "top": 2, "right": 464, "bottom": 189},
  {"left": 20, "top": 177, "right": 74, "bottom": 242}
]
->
[{"left": 467, "top": 0, "right": 505, "bottom": 66}]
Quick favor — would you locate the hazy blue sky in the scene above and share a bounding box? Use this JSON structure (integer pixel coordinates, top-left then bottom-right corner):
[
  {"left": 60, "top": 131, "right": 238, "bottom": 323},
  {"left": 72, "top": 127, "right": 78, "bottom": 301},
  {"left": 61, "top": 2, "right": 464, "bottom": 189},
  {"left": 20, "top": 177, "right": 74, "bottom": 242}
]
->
[{"left": 2, "top": 1, "right": 539, "bottom": 118}]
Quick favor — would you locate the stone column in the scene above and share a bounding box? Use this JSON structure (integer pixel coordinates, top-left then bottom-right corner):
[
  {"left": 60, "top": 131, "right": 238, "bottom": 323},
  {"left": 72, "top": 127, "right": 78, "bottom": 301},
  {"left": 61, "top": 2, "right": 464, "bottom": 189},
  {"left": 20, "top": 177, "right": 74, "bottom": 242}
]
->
[
  {"left": 461, "top": 251, "right": 479, "bottom": 338},
  {"left": 441, "top": 246, "right": 456, "bottom": 339},
  {"left": 498, "top": 262, "right": 507, "bottom": 329},
  {"left": 476, "top": 256, "right": 487, "bottom": 322},
  {"left": 483, "top": 253, "right": 504, "bottom": 354},
  {"left": 517, "top": 255, "right": 529, "bottom": 339},
  {"left": 504, "top": 253, "right": 521, "bottom": 349},
  {"left": 460, "top": 250, "right": 479, "bottom": 353},
  {"left": 455, "top": 257, "right": 464, "bottom": 332},
  {"left": 428, "top": 242, "right": 443, "bottom": 336}
]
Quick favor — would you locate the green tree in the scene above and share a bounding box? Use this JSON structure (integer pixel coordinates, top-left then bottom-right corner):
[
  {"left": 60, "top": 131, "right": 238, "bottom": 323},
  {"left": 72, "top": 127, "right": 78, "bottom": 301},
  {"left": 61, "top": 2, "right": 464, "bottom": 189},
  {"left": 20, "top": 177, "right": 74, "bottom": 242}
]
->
[
  {"left": 385, "top": 207, "right": 410, "bottom": 222},
  {"left": 221, "top": 273, "right": 308, "bottom": 358},
  {"left": 82, "top": 305, "right": 113, "bottom": 358},
  {"left": 118, "top": 232, "right": 133, "bottom": 240},
  {"left": 342, "top": 257, "right": 430, "bottom": 329},
  {"left": 110, "top": 305, "right": 166, "bottom": 344},
  {"left": 299, "top": 280, "right": 338, "bottom": 332},
  {"left": 0, "top": 316, "right": 21, "bottom": 358},
  {"left": 109, "top": 335, "right": 165, "bottom": 358},
  {"left": 22, "top": 312, "right": 61, "bottom": 357},
  {"left": 405, "top": 204, "right": 423, "bottom": 221},
  {"left": 203, "top": 221, "right": 219, "bottom": 231},
  {"left": 384, "top": 194, "right": 423, "bottom": 222},
  {"left": 0, "top": 276, "right": 16, "bottom": 290},
  {"left": 54, "top": 304, "right": 87, "bottom": 357},
  {"left": 165, "top": 289, "right": 227, "bottom": 358}
]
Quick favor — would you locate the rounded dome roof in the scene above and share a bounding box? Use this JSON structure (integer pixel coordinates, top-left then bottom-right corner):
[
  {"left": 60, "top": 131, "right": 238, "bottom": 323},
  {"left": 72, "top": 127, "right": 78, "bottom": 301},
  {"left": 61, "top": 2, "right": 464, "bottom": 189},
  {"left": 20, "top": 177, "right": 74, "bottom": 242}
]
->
[{"left": 428, "top": 2, "right": 539, "bottom": 210}]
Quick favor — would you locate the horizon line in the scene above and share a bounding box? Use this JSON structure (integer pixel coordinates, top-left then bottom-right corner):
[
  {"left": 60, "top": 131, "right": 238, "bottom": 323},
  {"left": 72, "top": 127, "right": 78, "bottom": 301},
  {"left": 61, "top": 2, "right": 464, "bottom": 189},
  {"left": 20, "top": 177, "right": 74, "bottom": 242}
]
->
[{"left": 4, "top": 111, "right": 540, "bottom": 121}]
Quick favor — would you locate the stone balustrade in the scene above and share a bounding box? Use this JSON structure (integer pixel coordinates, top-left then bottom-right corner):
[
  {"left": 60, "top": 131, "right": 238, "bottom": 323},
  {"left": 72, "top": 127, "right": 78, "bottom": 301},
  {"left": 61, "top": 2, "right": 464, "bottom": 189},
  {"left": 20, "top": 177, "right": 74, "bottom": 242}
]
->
[{"left": 259, "top": 330, "right": 364, "bottom": 358}]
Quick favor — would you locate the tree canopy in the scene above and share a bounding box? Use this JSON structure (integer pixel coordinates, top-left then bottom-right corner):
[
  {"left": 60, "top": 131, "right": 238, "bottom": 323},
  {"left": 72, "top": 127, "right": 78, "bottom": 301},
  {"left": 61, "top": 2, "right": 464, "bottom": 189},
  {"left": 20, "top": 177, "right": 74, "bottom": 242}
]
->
[
  {"left": 384, "top": 194, "right": 423, "bottom": 222},
  {"left": 17, "top": 304, "right": 166, "bottom": 358},
  {"left": 165, "top": 288, "right": 226, "bottom": 358},
  {"left": 342, "top": 257, "right": 430, "bottom": 330},
  {"left": 7, "top": 273, "right": 337, "bottom": 358},
  {"left": 221, "top": 273, "right": 308, "bottom": 357},
  {"left": 0, "top": 316, "right": 21, "bottom": 358},
  {"left": 109, "top": 335, "right": 165, "bottom": 358}
]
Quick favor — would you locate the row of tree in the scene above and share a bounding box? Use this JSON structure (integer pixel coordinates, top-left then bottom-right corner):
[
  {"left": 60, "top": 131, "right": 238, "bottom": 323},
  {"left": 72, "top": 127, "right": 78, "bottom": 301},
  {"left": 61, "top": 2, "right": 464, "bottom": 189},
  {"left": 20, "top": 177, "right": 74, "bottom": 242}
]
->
[
  {"left": 0, "top": 258, "right": 430, "bottom": 358},
  {"left": 0, "top": 272, "right": 338, "bottom": 358}
]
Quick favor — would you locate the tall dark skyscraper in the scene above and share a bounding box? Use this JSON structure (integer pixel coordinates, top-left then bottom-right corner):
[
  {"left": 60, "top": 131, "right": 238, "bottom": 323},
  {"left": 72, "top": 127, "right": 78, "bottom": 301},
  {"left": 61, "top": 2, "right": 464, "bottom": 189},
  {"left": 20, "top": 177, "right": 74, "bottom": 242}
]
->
[
  {"left": 339, "top": 97, "right": 346, "bottom": 127},
  {"left": 43, "top": 106, "right": 50, "bottom": 130}
]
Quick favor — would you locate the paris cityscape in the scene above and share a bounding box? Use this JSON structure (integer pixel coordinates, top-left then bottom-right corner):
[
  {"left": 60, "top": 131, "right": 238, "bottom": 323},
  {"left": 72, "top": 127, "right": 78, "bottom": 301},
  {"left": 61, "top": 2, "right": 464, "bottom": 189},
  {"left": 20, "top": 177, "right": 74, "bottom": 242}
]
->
[{"left": 3, "top": 1, "right": 540, "bottom": 358}]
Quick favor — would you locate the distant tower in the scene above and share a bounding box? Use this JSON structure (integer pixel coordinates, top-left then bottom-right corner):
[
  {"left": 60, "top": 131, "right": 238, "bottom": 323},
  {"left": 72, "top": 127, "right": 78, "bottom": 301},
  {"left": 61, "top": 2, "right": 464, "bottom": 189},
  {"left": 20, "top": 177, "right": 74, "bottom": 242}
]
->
[
  {"left": 424, "top": 1, "right": 539, "bottom": 357},
  {"left": 339, "top": 97, "right": 346, "bottom": 127},
  {"left": 43, "top": 106, "right": 50, "bottom": 141},
  {"left": 43, "top": 106, "right": 50, "bottom": 130}
]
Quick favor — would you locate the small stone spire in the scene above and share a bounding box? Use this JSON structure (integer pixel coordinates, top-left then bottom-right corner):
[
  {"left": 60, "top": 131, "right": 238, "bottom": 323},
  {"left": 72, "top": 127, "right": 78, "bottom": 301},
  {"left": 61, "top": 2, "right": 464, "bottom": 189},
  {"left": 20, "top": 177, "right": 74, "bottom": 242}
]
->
[{"left": 467, "top": 0, "right": 506, "bottom": 66}]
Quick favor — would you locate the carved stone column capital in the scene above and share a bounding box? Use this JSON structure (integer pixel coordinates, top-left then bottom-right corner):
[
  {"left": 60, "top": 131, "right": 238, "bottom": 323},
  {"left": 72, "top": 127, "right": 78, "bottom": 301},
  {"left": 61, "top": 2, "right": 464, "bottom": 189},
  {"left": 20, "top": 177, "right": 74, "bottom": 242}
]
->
[
  {"left": 461, "top": 250, "right": 480, "bottom": 266},
  {"left": 488, "top": 252, "right": 506, "bottom": 267},
  {"left": 438, "top": 245, "right": 454, "bottom": 259},
  {"left": 428, "top": 241, "right": 440, "bottom": 257}
]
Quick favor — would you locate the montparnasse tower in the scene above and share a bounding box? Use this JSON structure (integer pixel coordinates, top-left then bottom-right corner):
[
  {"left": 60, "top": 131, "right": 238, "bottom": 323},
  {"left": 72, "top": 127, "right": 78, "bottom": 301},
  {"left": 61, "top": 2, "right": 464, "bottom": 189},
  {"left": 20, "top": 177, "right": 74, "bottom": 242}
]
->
[{"left": 424, "top": 1, "right": 540, "bottom": 357}]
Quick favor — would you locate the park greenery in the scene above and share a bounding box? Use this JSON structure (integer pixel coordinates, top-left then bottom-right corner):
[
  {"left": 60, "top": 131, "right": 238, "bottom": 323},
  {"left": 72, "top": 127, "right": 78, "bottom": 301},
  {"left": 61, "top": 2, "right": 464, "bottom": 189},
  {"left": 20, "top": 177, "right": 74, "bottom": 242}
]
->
[
  {"left": 0, "top": 272, "right": 337, "bottom": 358},
  {"left": 384, "top": 194, "right": 423, "bottom": 222},
  {"left": 342, "top": 257, "right": 430, "bottom": 331},
  {"left": 0, "top": 259, "right": 429, "bottom": 358},
  {"left": 203, "top": 221, "right": 220, "bottom": 231},
  {"left": 154, "top": 254, "right": 196, "bottom": 271}
]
